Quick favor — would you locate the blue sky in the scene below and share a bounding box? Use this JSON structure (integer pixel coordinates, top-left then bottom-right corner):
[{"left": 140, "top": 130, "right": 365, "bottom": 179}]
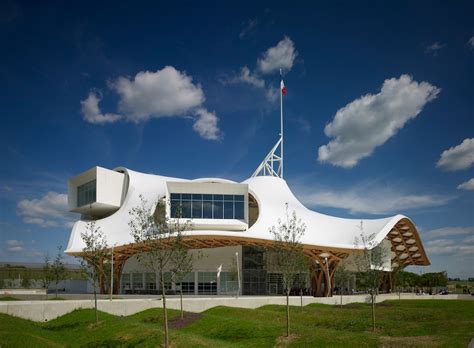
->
[{"left": 0, "top": 1, "right": 473, "bottom": 277}]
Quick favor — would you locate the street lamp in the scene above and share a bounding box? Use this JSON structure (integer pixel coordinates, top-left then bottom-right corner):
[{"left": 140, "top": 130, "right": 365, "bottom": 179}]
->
[{"left": 235, "top": 252, "right": 241, "bottom": 298}]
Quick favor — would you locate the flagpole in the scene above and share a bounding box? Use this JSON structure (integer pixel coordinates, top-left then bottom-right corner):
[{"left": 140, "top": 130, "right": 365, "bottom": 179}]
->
[{"left": 280, "top": 69, "right": 284, "bottom": 179}]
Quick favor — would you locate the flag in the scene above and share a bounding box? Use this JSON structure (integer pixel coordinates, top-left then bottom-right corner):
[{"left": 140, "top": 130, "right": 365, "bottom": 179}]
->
[
  {"left": 217, "top": 264, "right": 222, "bottom": 278},
  {"left": 281, "top": 80, "right": 287, "bottom": 96}
]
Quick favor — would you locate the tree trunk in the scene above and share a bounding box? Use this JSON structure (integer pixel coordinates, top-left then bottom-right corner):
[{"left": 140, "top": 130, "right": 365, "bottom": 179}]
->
[
  {"left": 340, "top": 289, "right": 343, "bottom": 308},
  {"left": 180, "top": 287, "right": 184, "bottom": 320},
  {"left": 161, "top": 272, "right": 169, "bottom": 348},
  {"left": 371, "top": 293, "right": 375, "bottom": 331},
  {"left": 55, "top": 281, "right": 58, "bottom": 298},
  {"left": 286, "top": 290, "right": 290, "bottom": 337},
  {"left": 94, "top": 288, "right": 98, "bottom": 323}
]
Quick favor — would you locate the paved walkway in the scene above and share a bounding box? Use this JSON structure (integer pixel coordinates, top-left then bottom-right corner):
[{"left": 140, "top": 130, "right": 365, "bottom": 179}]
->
[{"left": 1, "top": 293, "right": 472, "bottom": 322}]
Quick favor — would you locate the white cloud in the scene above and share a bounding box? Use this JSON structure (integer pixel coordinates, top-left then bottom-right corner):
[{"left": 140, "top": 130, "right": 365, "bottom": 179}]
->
[
  {"left": 296, "top": 184, "right": 451, "bottom": 215},
  {"left": 193, "top": 108, "right": 222, "bottom": 141},
  {"left": 226, "top": 66, "right": 265, "bottom": 88},
  {"left": 224, "top": 67, "right": 279, "bottom": 103},
  {"left": 81, "top": 66, "right": 221, "bottom": 140},
  {"left": 224, "top": 37, "right": 297, "bottom": 104},
  {"left": 265, "top": 86, "right": 279, "bottom": 103},
  {"left": 257, "top": 36, "right": 297, "bottom": 74},
  {"left": 426, "top": 238, "right": 474, "bottom": 256},
  {"left": 6, "top": 240, "right": 24, "bottom": 251},
  {"left": 425, "top": 42, "right": 445, "bottom": 56},
  {"left": 110, "top": 66, "right": 205, "bottom": 122},
  {"left": 318, "top": 75, "right": 440, "bottom": 168},
  {"left": 436, "top": 138, "right": 474, "bottom": 171},
  {"left": 468, "top": 37, "right": 474, "bottom": 49},
  {"left": 239, "top": 18, "right": 258, "bottom": 39},
  {"left": 17, "top": 191, "right": 74, "bottom": 228},
  {"left": 80, "top": 91, "right": 122, "bottom": 124},
  {"left": 464, "top": 235, "right": 474, "bottom": 244},
  {"left": 425, "top": 226, "right": 474, "bottom": 239},
  {"left": 457, "top": 178, "right": 474, "bottom": 191}
]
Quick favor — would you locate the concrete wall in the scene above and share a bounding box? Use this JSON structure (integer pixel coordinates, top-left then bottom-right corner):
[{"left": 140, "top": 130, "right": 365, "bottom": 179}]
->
[{"left": 1, "top": 293, "right": 472, "bottom": 322}]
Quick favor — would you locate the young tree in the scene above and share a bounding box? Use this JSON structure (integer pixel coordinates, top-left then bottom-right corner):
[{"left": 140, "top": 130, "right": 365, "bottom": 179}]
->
[
  {"left": 129, "top": 195, "right": 190, "bottom": 348},
  {"left": 354, "top": 221, "right": 386, "bottom": 332},
  {"left": 334, "top": 262, "right": 351, "bottom": 308},
  {"left": 42, "top": 253, "right": 52, "bottom": 299},
  {"left": 80, "top": 221, "right": 109, "bottom": 323},
  {"left": 170, "top": 238, "right": 199, "bottom": 320},
  {"left": 393, "top": 268, "right": 408, "bottom": 300},
  {"left": 269, "top": 203, "right": 307, "bottom": 337},
  {"left": 51, "top": 246, "right": 67, "bottom": 298}
]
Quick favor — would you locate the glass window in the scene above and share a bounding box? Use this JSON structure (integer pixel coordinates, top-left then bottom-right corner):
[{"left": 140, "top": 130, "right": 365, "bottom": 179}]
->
[
  {"left": 181, "top": 200, "right": 191, "bottom": 218},
  {"left": 145, "top": 273, "right": 156, "bottom": 290},
  {"left": 213, "top": 200, "right": 223, "bottom": 219},
  {"left": 213, "top": 194, "right": 223, "bottom": 201},
  {"left": 198, "top": 272, "right": 217, "bottom": 295},
  {"left": 234, "top": 201, "right": 244, "bottom": 219},
  {"left": 203, "top": 201, "right": 213, "bottom": 218},
  {"left": 176, "top": 272, "right": 195, "bottom": 294},
  {"left": 121, "top": 273, "right": 131, "bottom": 290},
  {"left": 224, "top": 202, "right": 233, "bottom": 219},
  {"left": 234, "top": 195, "right": 244, "bottom": 202},
  {"left": 77, "top": 180, "right": 96, "bottom": 207},
  {"left": 132, "top": 273, "right": 143, "bottom": 289},
  {"left": 192, "top": 200, "right": 203, "bottom": 218},
  {"left": 220, "top": 272, "right": 238, "bottom": 294},
  {"left": 162, "top": 272, "right": 173, "bottom": 291},
  {"left": 171, "top": 200, "right": 180, "bottom": 217},
  {"left": 169, "top": 192, "right": 246, "bottom": 220}
]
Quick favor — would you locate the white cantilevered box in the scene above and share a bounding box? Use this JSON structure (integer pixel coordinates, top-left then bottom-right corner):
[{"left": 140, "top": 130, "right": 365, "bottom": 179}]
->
[{"left": 68, "top": 166, "right": 127, "bottom": 217}]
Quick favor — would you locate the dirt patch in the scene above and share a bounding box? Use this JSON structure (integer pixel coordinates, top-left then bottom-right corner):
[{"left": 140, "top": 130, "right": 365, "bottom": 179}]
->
[
  {"left": 168, "top": 312, "right": 203, "bottom": 329},
  {"left": 274, "top": 334, "right": 299, "bottom": 347},
  {"left": 379, "top": 336, "right": 438, "bottom": 347}
]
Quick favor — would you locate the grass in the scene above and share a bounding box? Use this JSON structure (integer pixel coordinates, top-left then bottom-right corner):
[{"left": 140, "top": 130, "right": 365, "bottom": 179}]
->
[
  {"left": 0, "top": 296, "right": 21, "bottom": 301},
  {"left": 0, "top": 300, "right": 473, "bottom": 347}
]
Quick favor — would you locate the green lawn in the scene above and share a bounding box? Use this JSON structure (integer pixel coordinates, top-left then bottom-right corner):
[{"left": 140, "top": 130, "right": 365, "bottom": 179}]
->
[
  {"left": 0, "top": 300, "right": 473, "bottom": 347},
  {"left": 0, "top": 296, "right": 21, "bottom": 301}
]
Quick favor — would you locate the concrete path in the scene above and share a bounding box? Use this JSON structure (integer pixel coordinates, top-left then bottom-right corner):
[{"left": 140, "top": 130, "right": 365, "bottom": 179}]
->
[{"left": 0, "top": 293, "right": 472, "bottom": 322}]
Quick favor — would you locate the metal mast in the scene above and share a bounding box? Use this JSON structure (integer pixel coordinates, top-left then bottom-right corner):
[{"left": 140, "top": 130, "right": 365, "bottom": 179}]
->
[
  {"left": 280, "top": 68, "right": 284, "bottom": 178},
  {"left": 251, "top": 69, "right": 285, "bottom": 179}
]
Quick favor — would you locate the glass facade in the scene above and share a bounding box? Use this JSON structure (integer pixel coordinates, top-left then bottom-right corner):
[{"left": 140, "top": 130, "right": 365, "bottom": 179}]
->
[
  {"left": 77, "top": 180, "right": 96, "bottom": 207},
  {"left": 198, "top": 272, "right": 217, "bottom": 295},
  {"left": 132, "top": 273, "right": 143, "bottom": 289},
  {"left": 171, "top": 193, "right": 245, "bottom": 220},
  {"left": 145, "top": 273, "right": 156, "bottom": 290},
  {"left": 219, "top": 272, "right": 238, "bottom": 294},
  {"left": 121, "top": 273, "right": 131, "bottom": 290},
  {"left": 176, "top": 272, "right": 195, "bottom": 295}
]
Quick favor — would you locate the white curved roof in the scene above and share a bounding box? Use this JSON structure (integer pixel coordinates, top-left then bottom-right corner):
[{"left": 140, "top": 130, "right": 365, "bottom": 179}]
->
[{"left": 65, "top": 168, "right": 429, "bottom": 265}]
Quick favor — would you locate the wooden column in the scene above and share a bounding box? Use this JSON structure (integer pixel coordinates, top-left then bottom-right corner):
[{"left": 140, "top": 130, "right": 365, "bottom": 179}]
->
[{"left": 112, "top": 255, "right": 129, "bottom": 294}]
